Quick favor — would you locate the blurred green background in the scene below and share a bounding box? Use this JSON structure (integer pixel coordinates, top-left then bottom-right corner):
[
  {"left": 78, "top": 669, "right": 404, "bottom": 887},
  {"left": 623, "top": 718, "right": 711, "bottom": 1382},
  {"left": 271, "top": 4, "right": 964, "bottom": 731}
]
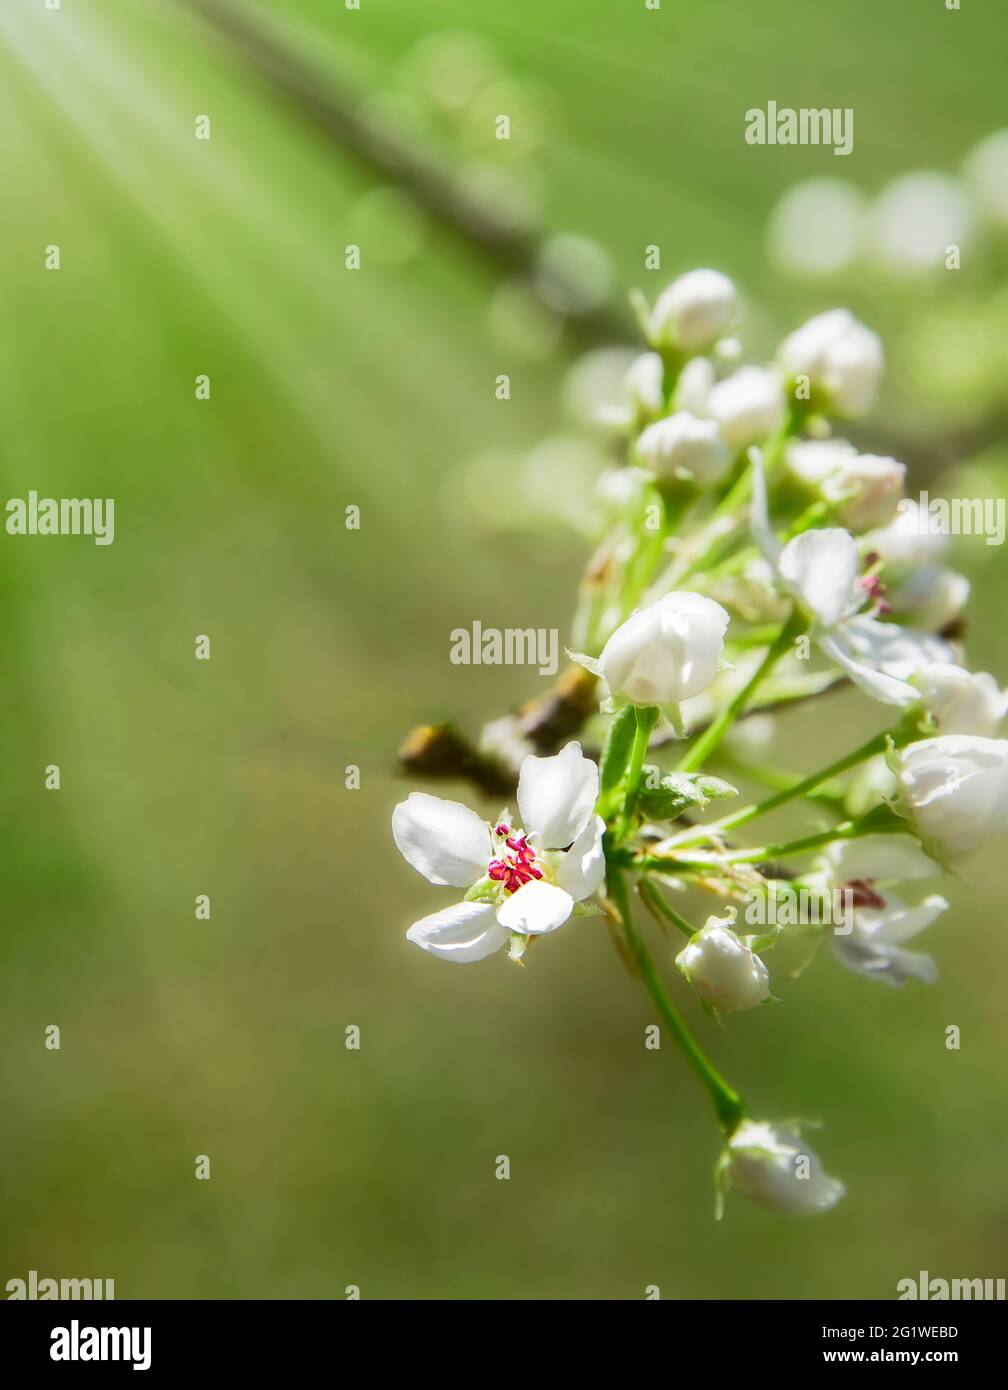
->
[{"left": 2, "top": 0, "right": 1006, "bottom": 1299}]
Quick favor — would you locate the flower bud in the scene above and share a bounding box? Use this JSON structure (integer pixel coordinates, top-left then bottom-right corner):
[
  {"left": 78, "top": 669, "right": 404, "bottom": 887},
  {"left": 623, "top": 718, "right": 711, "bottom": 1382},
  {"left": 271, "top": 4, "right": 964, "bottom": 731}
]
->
[
  {"left": 676, "top": 915, "right": 770, "bottom": 1012},
  {"left": 597, "top": 352, "right": 665, "bottom": 430},
  {"left": 648, "top": 269, "right": 736, "bottom": 353},
  {"left": 779, "top": 308, "right": 884, "bottom": 417},
  {"left": 674, "top": 354, "right": 717, "bottom": 415},
  {"left": 886, "top": 564, "right": 970, "bottom": 632},
  {"left": 912, "top": 664, "right": 1007, "bottom": 737},
  {"left": 598, "top": 591, "right": 730, "bottom": 706},
  {"left": 722, "top": 1120, "right": 846, "bottom": 1215},
  {"left": 635, "top": 412, "right": 731, "bottom": 488},
  {"left": 788, "top": 440, "right": 904, "bottom": 530},
  {"left": 896, "top": 735, "right": 1008, "bottom": 858},
  {"left": 707, "top": 366, "right": 786, "bottom": 450}
]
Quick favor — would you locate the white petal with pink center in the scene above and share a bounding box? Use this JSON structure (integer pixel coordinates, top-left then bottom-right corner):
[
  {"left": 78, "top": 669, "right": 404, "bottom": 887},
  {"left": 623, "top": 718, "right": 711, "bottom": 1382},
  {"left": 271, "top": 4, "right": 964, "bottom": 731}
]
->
[
  {"left": 751, "top": 452, "right": 952, "bottom": 706},
  {"left": 393, "top": 743, "right": 604, "bottom": 963}
]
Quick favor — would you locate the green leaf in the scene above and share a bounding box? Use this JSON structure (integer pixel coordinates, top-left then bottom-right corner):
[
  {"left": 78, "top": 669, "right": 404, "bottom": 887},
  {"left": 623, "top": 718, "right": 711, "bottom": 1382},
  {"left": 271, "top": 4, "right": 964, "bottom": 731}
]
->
[
  {"left": 599, "top": 704, "right": 637, "bottom": 813},
  {"left": 637, "top": 766, "right": 739, "bottom": 821}
]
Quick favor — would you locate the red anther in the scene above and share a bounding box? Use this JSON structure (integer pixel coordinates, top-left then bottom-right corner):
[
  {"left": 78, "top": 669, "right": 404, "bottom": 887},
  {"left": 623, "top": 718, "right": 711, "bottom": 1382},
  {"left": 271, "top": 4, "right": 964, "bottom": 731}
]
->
[
  {"left": 488, "top": 861, "right": 508, "bottom": 881},
  {"left": 494, "top": 823, "right": 510, "bottom": 837},
  {"left": 506, "top": 835, "right": 526, "bottom": 852},
  {"left": 528, "top": 866, "right": 543, "bottom": 879},
  {"left": 864, "top": 551, "right": 880, "bottom": 567},
  {"left": 848, "top": 878, "right": 886, "bottom": 910}
]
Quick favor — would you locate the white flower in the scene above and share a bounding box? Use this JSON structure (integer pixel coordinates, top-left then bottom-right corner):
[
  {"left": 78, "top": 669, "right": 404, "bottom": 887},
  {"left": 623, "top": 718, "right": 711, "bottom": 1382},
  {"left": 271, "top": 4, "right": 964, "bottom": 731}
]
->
[
  {"left": 895, "top": 735, "right": 1008, "bottom": 860},
  {"left": 720, "top": 1119, "right": 845, "bottom": 1216},
  {"left": 674, "top": 355, "right": 717, "bottom": 415},
  {"left": 866, "top": 498, "right": 949, "bottom": 569},
  {"left": 751, "top": 454, "right": 951, "bottom": 705},
  {"left": 911, "top": 664, "right": 1008, "bottom": 737},
  {"left": 779, "top": 308, "right": 884, "bottom": 417},
  {"left": 392, "top": 742, "right": 604, "bottom": 962},
  {"left": 583, "top": 591, "right": 730, "bottom": 707},
  {"left": 788, "top": 440, "right": 905, "bottom": 530},
  {"left": 597, "top": 351, "right": 664, "bottom": 429},
  {"left": 707, "top": 366, "right": 786, "bottom": 450},
  {"left": 634, "top": 412, "right": 731, "bottom": 487},
  {"left": 814, "top": 836, "right": 946, "bottom": 987},
  {"left": 648, "top": 269, "right": 736, "bottom": 352},
  {"left": 886, "top": 564, "right": 970, "bottom": 633},
  {"left": 675, "top": 913, "right": 771, "bottom": 1012}
]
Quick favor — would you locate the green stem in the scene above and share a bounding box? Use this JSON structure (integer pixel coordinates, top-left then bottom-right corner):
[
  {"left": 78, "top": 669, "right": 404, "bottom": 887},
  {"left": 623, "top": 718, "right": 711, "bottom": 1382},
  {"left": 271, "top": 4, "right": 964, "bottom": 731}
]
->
[
  {"left": 668, "top": 722, "right": 912, "bottom": 853},
  {"left": 643, "top": 804, "right": 905, "bottom": 870},
  {"left": 638, "top": 878, "right": 695, "bottom": 939},
  {"left": 676, "top": 608, "right": 806, "bottom": 773},
  {"left": 717, "top": 751, "right": 847, "bottom": 804},
  {"left": 607, "top": 863, "right": 745, "bottom": 1134},
  {"left": 617, "top": 704, "right": 659, "bottom": 839}
]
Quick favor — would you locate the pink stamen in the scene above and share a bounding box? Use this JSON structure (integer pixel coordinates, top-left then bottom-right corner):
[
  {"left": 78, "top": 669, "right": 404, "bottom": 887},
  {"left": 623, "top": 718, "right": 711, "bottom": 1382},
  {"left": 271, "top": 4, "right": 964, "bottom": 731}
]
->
[
  {"left": 495, "top": 823, "right": 510, "bottom": 837},
  {"left": 489, "top": 829, "right": 542, "bottom": 894}
]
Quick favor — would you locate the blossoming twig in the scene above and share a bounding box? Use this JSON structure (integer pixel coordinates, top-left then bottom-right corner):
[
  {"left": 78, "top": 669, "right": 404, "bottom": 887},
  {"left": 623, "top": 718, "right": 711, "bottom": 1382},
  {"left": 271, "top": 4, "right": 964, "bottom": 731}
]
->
[{"left": 393, "top": 267, "right": 1008, "bottom": 1216}]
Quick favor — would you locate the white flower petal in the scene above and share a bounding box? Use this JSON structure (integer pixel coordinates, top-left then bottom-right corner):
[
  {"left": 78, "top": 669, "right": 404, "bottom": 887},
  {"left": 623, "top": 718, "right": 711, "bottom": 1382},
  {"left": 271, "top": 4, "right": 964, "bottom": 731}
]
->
[
  {"left": 818, "top": 631, "right": 920, "bottom": 706},
  {"left": 749, "top": 448, "right": 782, "bottom": 569},
  {"left": 842, "top": 617, "right": 952, "bottom": 680},
  {"left": 392, "top": 792, "right": 490, "bottom": 887},
  {"left": 555, "top": 815, "right": 606, "bottom": 901},
  {"left": 406, "top": 902, "right": 509, "bottom": 963},
  {"left": 517, "top": 741, "right": 599, "bottom": 848},
  {"left": 871, "top": 893, "right": 948, "bottom": 946},
  {"left": 826, "top": 834, "right": 937, "bottom": 884},
  {"left": 779, "top": 528, "right": 860, "bottom": 626},
  {"left": 496, "top": 880, "right": 574, "bottom": 935}
]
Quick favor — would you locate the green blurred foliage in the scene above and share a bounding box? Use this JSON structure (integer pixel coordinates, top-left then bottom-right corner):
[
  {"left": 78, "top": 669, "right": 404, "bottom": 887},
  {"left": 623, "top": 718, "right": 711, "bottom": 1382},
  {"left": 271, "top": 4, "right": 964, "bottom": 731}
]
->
[{"left": 1, "top": 0, "right": 1005, "bottom": 1299}]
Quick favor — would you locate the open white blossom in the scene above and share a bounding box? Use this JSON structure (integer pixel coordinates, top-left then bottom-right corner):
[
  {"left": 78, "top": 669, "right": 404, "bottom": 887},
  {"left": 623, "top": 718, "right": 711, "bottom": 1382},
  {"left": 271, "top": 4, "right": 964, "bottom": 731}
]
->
[
  {"left": 393, "top": 743, "right": 604, "bottom": 962},
  {"left": 720, "top": 1120, "right": 845, "bottom": 1216},
  {"left": 812, "top": 836, "right": 946, "bottom": 987},
  {"left": 751, "top": 453, "right": 950, "bottom": 704},
  {"left": 779, "top": 308, "right": 883, "bottom": 417},
  {"left": 895, "top": 735, "right": 1008, "bottom": 860}
]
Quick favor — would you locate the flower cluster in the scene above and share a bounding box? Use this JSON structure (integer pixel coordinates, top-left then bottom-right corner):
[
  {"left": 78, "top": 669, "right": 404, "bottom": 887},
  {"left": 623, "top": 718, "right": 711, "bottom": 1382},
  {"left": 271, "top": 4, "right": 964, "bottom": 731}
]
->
[{"left": 394, "top": 268, "right": 1007, "bottom": 1216}]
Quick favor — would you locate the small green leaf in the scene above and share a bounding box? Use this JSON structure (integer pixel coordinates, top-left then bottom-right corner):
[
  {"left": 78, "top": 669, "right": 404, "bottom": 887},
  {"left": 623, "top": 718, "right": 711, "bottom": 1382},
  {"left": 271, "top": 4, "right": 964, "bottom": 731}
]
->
[{"left": 636, "top": 766, "right": 739, "bottom": 820}]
